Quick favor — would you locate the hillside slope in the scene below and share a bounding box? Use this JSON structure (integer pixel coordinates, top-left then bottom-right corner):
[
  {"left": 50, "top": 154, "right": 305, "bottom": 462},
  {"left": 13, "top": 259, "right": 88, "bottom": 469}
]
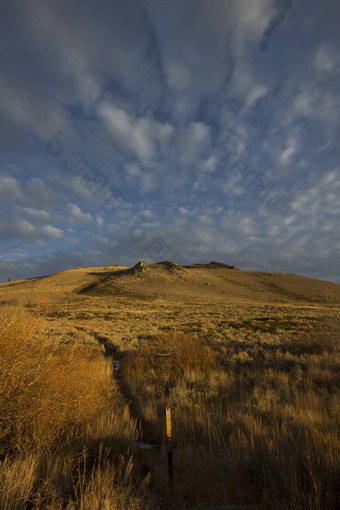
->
[
  {"left": 77, "top": 261, "right": 340, "bottom": 305},
  {"left": 1, "top": 261, "right": 339, "bottom": 306}
]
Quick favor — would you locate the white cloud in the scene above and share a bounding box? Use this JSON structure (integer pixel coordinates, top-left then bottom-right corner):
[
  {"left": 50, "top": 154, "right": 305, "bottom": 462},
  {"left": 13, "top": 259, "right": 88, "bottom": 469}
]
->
[
  {"left": 1, "top": 176, "right": 64, "bottom": 210},
  {"left": 68, "top": 204, "right": 94, "bottom": 225},
  {"left": 320, "top": 170, "right": 338, "bottom": 186},
  {"left": 0, "top": 177, "right": 23, "bottom": 201},
  {"left": 97, "top": 101, "right": 173, "bottom": 164},
  {"left": 231, "top": 0, "right": 277, "bottom": 53},
  {"left": 41, "top": 225, "right": 64, "bottom": 239},
  {"left": 245, "top": 85, "right": 268, "bottom": 108},
  {"left": 140, "top": 209, "right": 154, "bottom": 219},
  {"left": 293, "top": 85, "right": 339, "bottom": 128},
  {"left": 0, "top": 218, "right": 36, "bottom": 239},
  {"left": 15, "top": 220, "right": 36, "bottom": 237},
  {"left": 96, "top": 216, "right": 104, "bottom": 227},
  {"left": 178, "top": 207, "right": 189, "bottom": 215},
  {"left": 204, "top": 155, "right": 218, "bottom": 172},
  {"left": 20, "top": 207, "right": 50, "bottom": 222},
  {"left": 280, "top": 138, "right": 298, "bottom": 165},
  {"left": 315, "top": 42, "right": 339, "bottom": 75}
]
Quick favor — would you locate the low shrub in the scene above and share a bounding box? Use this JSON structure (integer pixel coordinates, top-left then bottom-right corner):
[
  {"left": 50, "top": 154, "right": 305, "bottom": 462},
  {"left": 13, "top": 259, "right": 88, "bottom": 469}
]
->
[
  {"left": 285, "top": 329, "right": 339, "bottom": 356},
  {"left": 0, "top": 310, "right": 118, "bottom": 454}
]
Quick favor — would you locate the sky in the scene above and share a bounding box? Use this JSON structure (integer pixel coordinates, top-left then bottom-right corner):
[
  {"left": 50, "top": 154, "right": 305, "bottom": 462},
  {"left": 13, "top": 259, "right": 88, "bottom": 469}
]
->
[{"left": 0, "top": 0, "right": 339, "bottom": 283}]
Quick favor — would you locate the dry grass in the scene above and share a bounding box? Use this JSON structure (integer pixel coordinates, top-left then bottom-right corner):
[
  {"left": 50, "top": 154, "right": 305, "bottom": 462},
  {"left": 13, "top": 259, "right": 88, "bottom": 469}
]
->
[
  {"left": 124, "top": 332, "right": 216, "bottom": 384},
  {"left": 0, "top": 450, "right": 154, "bottom": 510},
  {"left": 0, "top": 309, "right": 154, "bottom": 509},
  {"left": 121, "top": 329, "right": 340, "bottom": 509},
  {"left": 0, "top": 308, "right": 120, "bottom": 453},
  {"left": 283, "top": 328, "right": 339, "bottom": 356}
]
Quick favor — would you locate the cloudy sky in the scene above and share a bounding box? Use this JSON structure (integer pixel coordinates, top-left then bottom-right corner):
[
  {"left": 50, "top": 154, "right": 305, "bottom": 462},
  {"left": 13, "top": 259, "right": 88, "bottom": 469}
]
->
[{"left": 0, "top": 0, "right": 339, "bottom": 283}]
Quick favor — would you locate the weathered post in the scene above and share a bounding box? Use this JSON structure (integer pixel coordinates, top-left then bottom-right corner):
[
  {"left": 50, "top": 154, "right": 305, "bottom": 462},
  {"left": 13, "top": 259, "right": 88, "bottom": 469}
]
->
[{"left": 166, "top": 406, "right": 173, "bottom": 486}]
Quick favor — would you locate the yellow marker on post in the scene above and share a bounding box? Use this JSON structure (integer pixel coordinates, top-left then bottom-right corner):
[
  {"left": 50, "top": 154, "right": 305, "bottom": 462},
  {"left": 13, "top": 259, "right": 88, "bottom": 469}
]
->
[
  {"left": 165, "top": 406, "right": 173, "bottom": 485},
  {"left": 166, "top": 407, "right": 172, "bottom": 438}
]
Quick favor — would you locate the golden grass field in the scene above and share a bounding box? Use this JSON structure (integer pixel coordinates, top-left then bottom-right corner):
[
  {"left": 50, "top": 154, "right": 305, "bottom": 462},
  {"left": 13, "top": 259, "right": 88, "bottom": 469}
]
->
[{"left": 0, "top": 261, "right": 339, "bottom": 509}]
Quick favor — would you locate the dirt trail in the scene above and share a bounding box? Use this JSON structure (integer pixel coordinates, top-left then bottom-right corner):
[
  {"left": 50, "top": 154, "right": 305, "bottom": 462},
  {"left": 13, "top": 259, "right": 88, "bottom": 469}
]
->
[{"left": 94, "top": 332, "right": 168, "bottom": 500}]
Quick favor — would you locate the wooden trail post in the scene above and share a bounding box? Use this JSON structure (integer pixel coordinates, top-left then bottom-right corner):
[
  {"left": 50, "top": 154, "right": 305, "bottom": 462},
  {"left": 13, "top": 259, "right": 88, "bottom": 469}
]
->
[{"left": 166, "top": 406, "right": 173, "bottom": 486}]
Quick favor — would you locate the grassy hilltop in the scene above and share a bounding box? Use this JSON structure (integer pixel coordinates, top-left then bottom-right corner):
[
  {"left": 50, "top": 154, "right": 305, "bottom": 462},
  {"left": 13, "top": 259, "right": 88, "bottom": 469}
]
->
[{"left": 0, "top": 262, "right": 339, "bottom": 509}]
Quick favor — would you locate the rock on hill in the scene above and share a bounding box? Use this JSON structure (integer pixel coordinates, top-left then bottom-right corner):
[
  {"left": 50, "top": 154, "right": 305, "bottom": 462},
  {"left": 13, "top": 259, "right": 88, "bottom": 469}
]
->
[{"left": 126, "top": 260, "right": 184, "bottom": 275}]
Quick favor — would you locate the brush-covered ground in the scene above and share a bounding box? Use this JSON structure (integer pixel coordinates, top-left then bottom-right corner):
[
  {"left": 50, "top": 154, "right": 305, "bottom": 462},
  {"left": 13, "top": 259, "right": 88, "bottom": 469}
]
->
[{"left": 0, "top": 261, "right": 339, "bottom": 509}]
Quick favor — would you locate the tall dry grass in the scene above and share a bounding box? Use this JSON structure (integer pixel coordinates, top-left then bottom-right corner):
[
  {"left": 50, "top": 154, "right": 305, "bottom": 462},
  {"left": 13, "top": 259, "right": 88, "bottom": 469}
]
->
[
  {"left": 0, "top": 308, "right": 125, "bottom": 453},
  {"left": 0, "top": 450, "right": 154, "bottom": 509},
  {"left": 0, "top": 309, "right": 154, "bottom": 509},
  {"left": 121, "top": 330, "right": 340, "bottom": 509}
]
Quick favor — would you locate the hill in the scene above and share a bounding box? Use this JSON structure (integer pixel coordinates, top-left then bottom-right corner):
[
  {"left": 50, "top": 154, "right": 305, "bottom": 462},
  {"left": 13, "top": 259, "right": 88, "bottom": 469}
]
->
[
  {"left": 78, "top": 260, "right": 339, "bottom": 304},
  {"left": 1, "top": 260, "right": 338, "bottom": 306},
  {"left": 0, "top": 260, "right": 338, "bottom": 350}
]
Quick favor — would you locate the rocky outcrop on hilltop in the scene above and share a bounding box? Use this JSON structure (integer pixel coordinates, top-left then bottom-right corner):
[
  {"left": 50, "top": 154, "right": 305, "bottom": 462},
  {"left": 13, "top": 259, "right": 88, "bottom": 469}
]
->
[
  {"left": 127, "top": 261, "right": 148, "bottom": 275},
  {"left": 185, "top": 261, "right": 237, "bottom": 269},
  {"left": 151, "top": 261, "right": 184, "bottom": 272}
]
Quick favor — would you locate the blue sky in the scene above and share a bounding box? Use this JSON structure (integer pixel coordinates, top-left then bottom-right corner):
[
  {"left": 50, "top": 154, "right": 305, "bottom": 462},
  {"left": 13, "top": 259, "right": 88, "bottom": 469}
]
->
[{"left": 0, "top": 0, "right": 339, "bottom": 283}]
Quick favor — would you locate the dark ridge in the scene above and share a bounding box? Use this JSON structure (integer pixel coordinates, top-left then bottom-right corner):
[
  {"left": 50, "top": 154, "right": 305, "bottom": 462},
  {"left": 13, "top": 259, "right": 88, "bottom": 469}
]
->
[
  {"left": 184, "top": 261, "right": 237, "bottom": 269},
  {"left": 150, "top": 261, "right": 184, "bottom": 271}
]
